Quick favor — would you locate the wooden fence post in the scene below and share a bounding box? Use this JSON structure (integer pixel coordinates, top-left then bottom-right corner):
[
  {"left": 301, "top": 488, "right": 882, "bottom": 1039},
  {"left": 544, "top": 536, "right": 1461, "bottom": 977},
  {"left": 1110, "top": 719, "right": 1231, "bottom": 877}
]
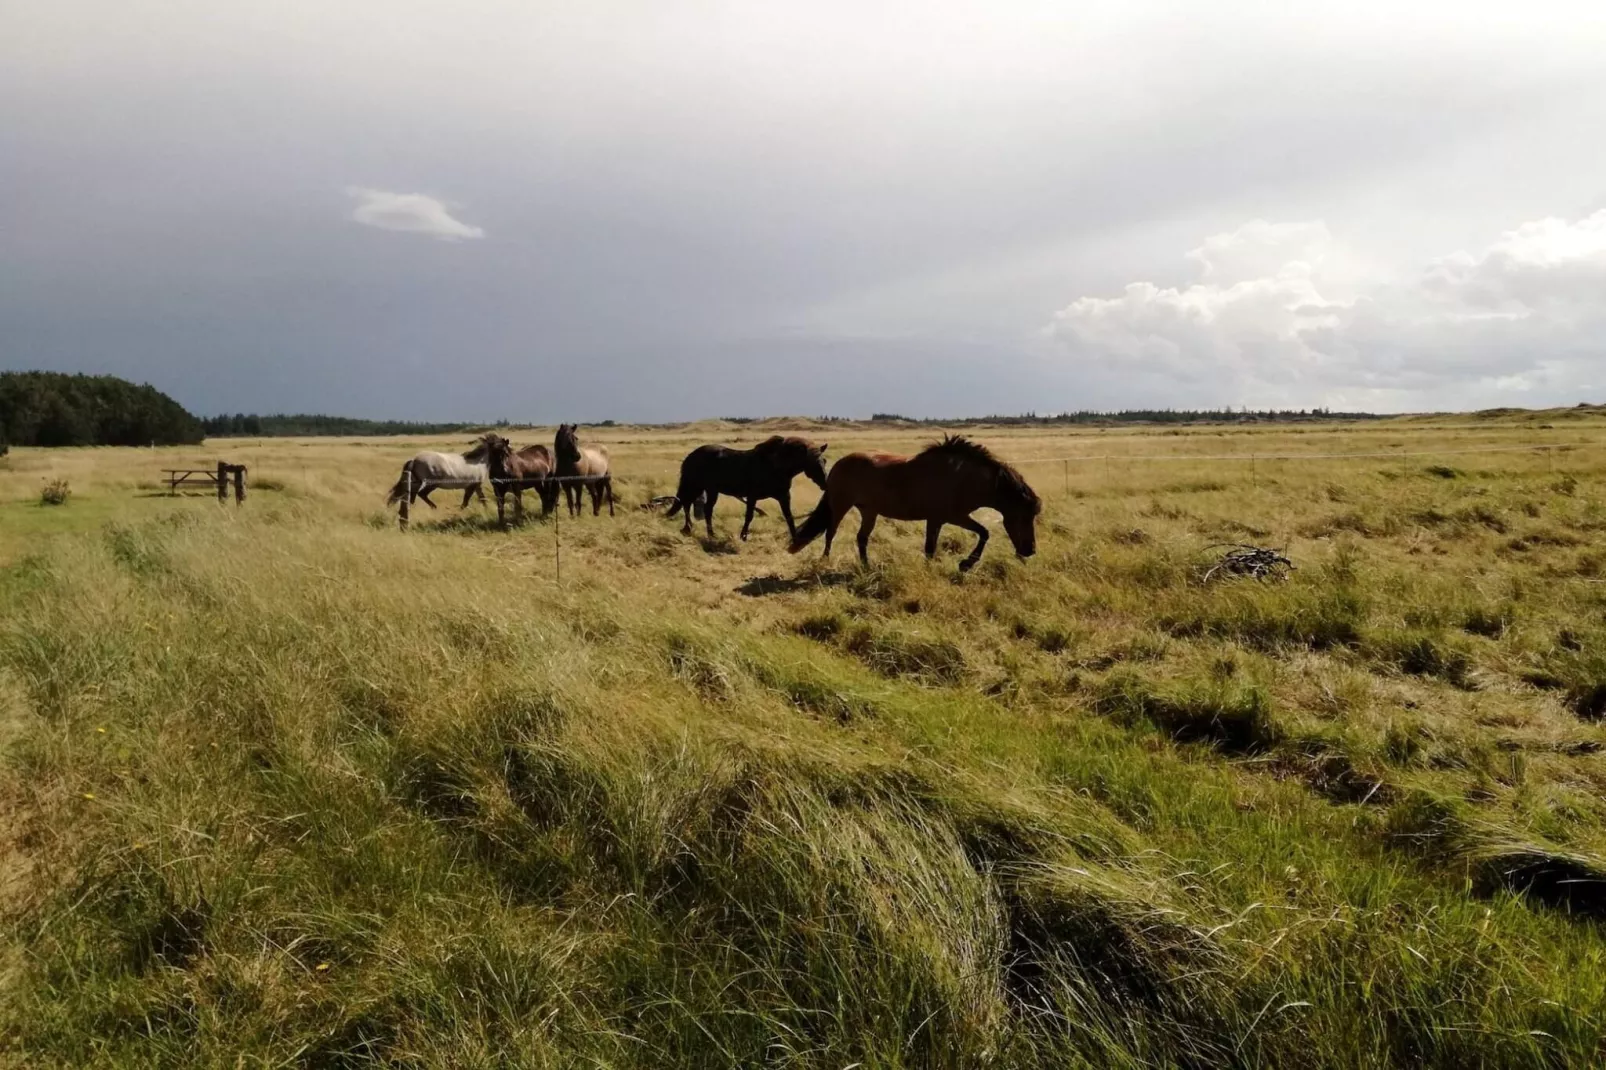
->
[
  {"left": 399, "top": 468, "right": 411, "bottom": 531},
  {"left": 217, "top": 461, "right": 227, "bottom": 504},
  {"left": 232, "top": 465, "right": 245, "bottom": 505}
]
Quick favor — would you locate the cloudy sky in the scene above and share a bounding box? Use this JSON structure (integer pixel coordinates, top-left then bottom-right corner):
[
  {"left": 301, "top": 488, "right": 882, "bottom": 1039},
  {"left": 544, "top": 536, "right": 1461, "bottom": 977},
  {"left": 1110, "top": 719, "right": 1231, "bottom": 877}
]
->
[{"left": 3, "top": 2, "right": 1604, "bottom": 421}]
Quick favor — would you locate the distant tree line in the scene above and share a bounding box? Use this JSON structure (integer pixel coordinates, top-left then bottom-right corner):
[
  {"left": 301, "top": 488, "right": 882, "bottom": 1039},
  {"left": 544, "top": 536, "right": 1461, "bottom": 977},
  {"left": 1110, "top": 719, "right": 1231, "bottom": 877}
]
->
[
  {"left": 867, "top": 408, "right": 1380, "bottom": 425},
  {"left": 202, "top": 414, "right": 488, "bottom": 437},
  {"left": 0, "top": 371, "right": 204, "bottom": 448},
  {"left": 202, "top": 414, "right": 620, "bottom": 437}
]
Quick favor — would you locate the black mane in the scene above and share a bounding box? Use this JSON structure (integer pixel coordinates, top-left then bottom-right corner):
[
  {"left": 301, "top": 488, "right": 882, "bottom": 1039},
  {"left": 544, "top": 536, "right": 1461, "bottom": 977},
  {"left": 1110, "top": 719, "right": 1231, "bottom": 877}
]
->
[{"left": 921, "top": 435, "right": 1041, "bottom": 512}]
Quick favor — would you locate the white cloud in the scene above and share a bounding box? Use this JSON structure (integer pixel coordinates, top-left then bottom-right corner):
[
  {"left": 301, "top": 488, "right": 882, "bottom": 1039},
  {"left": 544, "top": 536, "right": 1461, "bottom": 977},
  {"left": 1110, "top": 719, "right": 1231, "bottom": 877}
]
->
[
  {"left": 1046, "top": 210, "right": 1606, "bottom": 408},
  {"left": 346, "top": 187, "right": 485, "bottom": 242}
]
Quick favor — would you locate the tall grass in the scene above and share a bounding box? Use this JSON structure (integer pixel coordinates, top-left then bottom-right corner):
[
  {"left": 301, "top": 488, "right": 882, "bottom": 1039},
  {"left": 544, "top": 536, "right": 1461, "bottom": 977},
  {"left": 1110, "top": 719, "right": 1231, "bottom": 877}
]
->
[{"left": 3, "top": 419, "right": 1606, "bottom": 1066}]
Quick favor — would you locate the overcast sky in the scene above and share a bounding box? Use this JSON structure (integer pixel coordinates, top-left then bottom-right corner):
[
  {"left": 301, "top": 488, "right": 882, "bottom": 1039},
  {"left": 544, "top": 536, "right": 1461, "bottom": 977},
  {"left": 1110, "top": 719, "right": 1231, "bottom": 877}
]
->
[{"left": 4, "top": 2, "right": 1605, "bottom": 420}]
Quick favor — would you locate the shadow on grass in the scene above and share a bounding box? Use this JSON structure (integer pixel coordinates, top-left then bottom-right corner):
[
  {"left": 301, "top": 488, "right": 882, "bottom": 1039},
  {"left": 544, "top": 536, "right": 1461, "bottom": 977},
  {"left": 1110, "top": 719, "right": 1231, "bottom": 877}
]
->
[
  {"left": 698, "top": 534, "right": 740, "bottom": 555},
  {"left": 736, "top": 569, "right": 861, "bottom": 597},
  {"left": 413, "top": 511, "right": 551, "bottom": 536}
]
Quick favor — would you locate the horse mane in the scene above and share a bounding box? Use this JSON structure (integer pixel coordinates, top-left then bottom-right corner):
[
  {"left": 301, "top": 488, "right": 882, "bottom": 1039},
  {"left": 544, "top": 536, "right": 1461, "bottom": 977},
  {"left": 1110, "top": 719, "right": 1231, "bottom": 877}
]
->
[
  {"left": 921, "top": 435, "right": 1041, "bottom": 513},
  {"left": 756, "top": 434, "right": 815, "bottom": 452}
]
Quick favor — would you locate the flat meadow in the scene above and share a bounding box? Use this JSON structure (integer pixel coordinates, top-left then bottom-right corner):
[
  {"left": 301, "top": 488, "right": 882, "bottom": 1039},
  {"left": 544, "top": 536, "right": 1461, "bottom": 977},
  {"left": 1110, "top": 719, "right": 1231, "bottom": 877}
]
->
[{"left": 4, "top": 408, "right": 1606, "bottom": 1068}]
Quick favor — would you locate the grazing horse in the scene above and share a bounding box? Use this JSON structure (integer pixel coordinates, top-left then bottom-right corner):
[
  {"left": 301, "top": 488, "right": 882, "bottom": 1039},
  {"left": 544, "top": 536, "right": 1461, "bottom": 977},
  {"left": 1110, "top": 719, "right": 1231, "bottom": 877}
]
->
[
  {"left": 554, "top": 423, "right": 615, "bottom": 517},
  {"left": 665, "top": 436, "right": 828, "bottom": 541},
  {"left": 789, "top": 435, "right": 1041, "bottom": 571},
  {"left": 477, "top": 434, "right": 561, "bottom": 526},
  {"left": 385, "top": 446, "right": 489, "bottom": 512}
]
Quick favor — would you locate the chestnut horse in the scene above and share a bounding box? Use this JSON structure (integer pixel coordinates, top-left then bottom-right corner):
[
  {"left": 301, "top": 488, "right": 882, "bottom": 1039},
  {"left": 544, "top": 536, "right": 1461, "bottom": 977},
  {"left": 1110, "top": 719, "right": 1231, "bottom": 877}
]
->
[
  {"left": 666, "top": 435, "right": 828, "bottom": 541},
  {"left": 477, "top": 434, "right": 561, "bottom": 526},
  {"left": 788, "top": 435, "right": 1040, "bottom": 570},
  {"left": 554, "top": 423, "right": 615, "bottom": 517}
]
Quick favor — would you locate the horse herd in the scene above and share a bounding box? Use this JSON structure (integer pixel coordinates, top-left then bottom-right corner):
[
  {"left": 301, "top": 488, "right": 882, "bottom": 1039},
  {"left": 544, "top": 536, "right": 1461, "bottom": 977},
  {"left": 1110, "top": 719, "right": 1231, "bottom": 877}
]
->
[{"left": 385, "top": 428, "right": 1042, "bottom": 570}]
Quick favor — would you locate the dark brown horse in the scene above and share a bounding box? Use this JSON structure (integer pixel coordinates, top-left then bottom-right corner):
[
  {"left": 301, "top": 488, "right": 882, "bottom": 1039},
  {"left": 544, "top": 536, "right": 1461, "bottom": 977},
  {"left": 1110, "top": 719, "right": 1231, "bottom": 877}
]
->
[
  {"left": 665, "top": 435, "right": 828, "bottom": 541},
  {"left": 477, "top": 434, "right": 560, "bottom": 526},
  {"left": 554, "top": 424, "right": 615, "bottom": 517},
  {"left": 788, "top": 435, "right": 1040, "bottom": 570}
]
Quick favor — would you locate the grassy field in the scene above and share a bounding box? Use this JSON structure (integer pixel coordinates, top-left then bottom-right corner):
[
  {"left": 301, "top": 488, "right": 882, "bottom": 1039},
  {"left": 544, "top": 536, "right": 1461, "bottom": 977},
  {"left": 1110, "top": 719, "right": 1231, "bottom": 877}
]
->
[{"left": 3, "top": 409, "right": 1606, "bottom": 1067}]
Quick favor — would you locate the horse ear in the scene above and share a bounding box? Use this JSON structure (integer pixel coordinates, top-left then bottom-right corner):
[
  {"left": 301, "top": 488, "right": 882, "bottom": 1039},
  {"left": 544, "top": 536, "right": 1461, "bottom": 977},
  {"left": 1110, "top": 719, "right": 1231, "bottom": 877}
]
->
[{"left": 816, "top": 443, "right": 828, "bottom": 454}]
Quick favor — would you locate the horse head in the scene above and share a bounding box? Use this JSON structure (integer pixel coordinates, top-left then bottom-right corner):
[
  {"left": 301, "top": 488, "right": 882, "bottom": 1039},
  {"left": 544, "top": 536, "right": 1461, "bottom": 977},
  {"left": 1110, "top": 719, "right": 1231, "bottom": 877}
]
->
[
  {"left": 999, "top": 479, "right": 1041, "bottom": 559},
  {"left": 468, "top": 433, "right": 513, "bottom": 470},
  {"left": 463, "top": 434, "right": 499, "bottom": 464},
  {"left": 995, "top": 466, "right": 1041, "bottom": 559},
  {"left": 800, "top": 440, "right": 829, "bottom": 489},
  {"left": 554, "top": 423, "right": 581, "bottom": 464}
]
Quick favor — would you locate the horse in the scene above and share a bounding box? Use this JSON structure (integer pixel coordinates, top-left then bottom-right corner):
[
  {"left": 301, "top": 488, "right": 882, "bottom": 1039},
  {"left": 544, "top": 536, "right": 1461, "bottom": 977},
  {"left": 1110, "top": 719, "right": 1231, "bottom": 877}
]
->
[
  {"left": 476, "top": 434, "right": 561, "bottom": 526},
  {"left": 385, "top": 446, "right": 490, "bottom": 512},
  {"left": 554, "top": 423, "right": 615, "bottom": 517},
  {"left": 788, "top": 435, "right": 1041, "bottom": 571},
  {"left": 665, "top": 436, "right": 828, "bottom": 541}
]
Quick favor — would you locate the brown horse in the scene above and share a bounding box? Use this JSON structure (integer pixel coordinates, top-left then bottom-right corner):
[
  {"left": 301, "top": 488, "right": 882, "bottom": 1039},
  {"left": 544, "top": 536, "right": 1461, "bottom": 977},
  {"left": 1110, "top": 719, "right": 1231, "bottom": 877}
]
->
[
  {"left": 476, "top": 434, "right": 561, "bottom": 526},
  {"left": 788, "top": 435, "right": 1040, "bottom": 570},
  {"left": 554, "top": 423, "right": 614, "bottom": 517}
]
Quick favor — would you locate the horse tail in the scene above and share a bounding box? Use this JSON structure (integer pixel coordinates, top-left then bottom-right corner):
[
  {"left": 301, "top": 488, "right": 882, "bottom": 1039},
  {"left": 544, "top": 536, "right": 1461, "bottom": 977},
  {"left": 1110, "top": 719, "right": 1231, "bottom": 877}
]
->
[
  {"left": 385, "top": 460, "right": 415, "bottom": 507},
  {"left": 788, "top": 497, "right": 833, "bottom": 554},
  {"left": 665, "top": 467, "right": 696, "bottom": 518}
]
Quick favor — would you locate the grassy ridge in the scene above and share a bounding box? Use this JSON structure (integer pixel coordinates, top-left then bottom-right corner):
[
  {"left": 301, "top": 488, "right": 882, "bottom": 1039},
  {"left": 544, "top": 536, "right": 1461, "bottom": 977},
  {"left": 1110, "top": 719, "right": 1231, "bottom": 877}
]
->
[{"left": 2, "top": 419, "right": 1606, "bottom": 1066}]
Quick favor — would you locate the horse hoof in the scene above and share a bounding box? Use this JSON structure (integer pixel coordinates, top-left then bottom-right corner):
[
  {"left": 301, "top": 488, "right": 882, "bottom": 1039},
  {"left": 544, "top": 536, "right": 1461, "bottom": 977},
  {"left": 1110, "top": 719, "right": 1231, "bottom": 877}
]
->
[{"left": 958, "top": 559, "right": 977, "bottom": 573}]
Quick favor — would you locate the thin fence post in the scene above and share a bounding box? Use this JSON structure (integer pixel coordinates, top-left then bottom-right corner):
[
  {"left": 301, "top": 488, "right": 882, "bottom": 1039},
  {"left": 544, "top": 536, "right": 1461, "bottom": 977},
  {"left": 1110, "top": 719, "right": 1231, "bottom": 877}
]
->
[
  {"left": 399, "top": 468, "right": 410, "bottom": 531},
  {"left": 1063, "top": 459, "right": 1069, "bottom": 495},
  {"left": 216, "top": 460, "right": 227, "bottom": 504},
  {"left": 554, "top": 497, "right": 562, "bottom": 585},
  {"left": 1547, "top": 446, "right": 1555, "bottom": 476},
  {"left": 233, "top": 465, "right": 245, "bottom": 505},
  {"left": 1250, "top": 453, "right": 1257, "bottom": 488}
]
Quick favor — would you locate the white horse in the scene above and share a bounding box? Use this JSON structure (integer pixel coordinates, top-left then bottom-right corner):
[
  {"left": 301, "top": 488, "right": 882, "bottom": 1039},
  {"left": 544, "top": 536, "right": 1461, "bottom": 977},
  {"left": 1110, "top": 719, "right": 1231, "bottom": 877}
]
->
[{"left": 385, "top": 444, "right": 490, "bottom": 511}]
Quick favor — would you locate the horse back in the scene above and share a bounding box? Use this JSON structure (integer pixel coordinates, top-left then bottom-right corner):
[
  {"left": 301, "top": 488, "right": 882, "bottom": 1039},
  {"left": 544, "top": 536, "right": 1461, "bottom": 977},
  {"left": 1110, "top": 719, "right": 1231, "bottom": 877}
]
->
[
  {"left": 827, "top": 450, "right": 962, "bottom": 521},
  {"left": 684, "top": 441, "right": 793, "bottom": 496},
  {"left": 414, "top": 451, "right": 486, "bottom": 481}
]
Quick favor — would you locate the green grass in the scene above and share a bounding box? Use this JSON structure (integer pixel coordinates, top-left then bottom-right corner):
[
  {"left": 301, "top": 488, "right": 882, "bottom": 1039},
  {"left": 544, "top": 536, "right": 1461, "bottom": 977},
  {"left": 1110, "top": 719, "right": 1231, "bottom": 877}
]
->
[{"left": 3, "top": 418, "right": 1606, "bottom": 1066}]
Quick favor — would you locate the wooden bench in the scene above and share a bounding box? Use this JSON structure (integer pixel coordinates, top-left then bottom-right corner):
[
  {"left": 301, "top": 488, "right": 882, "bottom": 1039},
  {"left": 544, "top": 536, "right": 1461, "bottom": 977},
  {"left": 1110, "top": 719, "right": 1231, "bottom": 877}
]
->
[{"left": 163, "top": 461, "right": 247, "bottom": 503}]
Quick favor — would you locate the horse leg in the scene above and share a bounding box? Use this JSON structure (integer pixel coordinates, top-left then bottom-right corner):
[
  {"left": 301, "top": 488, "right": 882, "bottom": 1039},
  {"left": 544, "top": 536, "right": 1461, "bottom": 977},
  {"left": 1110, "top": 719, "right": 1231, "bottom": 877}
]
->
[
  {"left": 681, "top": 481, "right": 697, "bottom": 534},
  {"left": 605, "top": 476, "right": 615, "bottom": 517},
  {"left": 704, "top": 491, "right": 719, "bottom": 539},
  {"left": 956, "top": 515, "right": 989, "bottom": 571},
  {"left": 495, "top": 489, "right": 507, "bottom": 528},
  {"left": 459, "top": 485, "right": 477, "bottom": 509},
  {"left": 924, "top": 520, "right": 943, "bottom": 559},
  {"left": 513, "top": 488, "right": 524, "bottom": 523},
  {"left": 590, "top": 481, "right": 602, "bottom": 516},
  {"left": 419, "top": 485, "right": 438, "bottom": 509},
  {"left": 740, "top": 498, "right": 757, "bottom": 540},
  {"left": 778, "top": 491, "right": 797, "bottom": 542},
  {"left": 855, "top": 509, "right": 879, "bottom": 567}
]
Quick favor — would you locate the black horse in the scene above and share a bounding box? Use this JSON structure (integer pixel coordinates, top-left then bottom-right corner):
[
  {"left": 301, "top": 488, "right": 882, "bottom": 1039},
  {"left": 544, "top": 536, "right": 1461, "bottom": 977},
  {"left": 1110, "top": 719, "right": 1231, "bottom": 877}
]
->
[{"left": 666, "top": 436, "right": 828, "bottom": 541}]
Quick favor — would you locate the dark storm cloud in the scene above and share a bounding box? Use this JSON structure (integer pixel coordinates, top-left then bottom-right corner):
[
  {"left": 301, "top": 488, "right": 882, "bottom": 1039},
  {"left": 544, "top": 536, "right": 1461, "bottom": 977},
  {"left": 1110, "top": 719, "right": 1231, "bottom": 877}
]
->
[{"left": 3, "top": 2, "right": 1604, "bottom": 419}]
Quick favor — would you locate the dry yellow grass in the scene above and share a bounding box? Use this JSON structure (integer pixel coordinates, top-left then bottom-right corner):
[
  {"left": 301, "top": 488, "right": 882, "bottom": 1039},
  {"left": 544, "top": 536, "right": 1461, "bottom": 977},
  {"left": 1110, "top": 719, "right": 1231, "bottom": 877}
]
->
[{"left": 3, "top": 409, "right": 1606, "bottom": 1066}]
